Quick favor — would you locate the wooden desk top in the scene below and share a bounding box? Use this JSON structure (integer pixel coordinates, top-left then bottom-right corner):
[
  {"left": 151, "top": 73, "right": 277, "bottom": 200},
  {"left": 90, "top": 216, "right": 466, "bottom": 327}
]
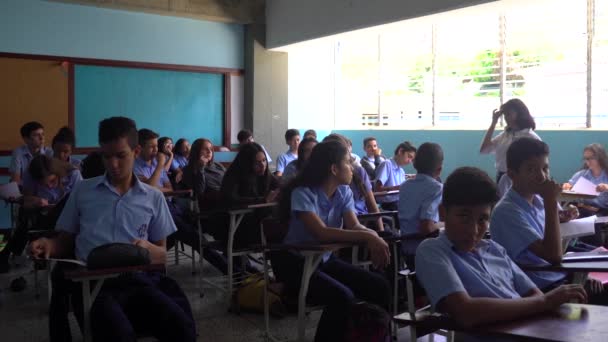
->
[
  {"left": 520, "top": 261, "right": 608, "bottom": 273},
  {"left": 560, "top": 191, "right": 597, "bottom": 200},
  {"left": 373, "top": 190, "right": 400, "bottom": 197}
]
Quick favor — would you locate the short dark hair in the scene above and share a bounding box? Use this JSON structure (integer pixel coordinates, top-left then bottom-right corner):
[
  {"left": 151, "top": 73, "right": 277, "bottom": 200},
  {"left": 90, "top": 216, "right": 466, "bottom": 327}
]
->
[
  {"left": 81, "top": 151, "right": 105, "bottom": 179},
  {"left": 138, "top": 129, "right": 159, "bottom": 146},
  {"left": 442, "top": 167, "right": 499, "bottom": 209},
  {"left": 506, "top": 138, "right": 549, "bottom": 172},
  {"left": 52, "top": 126, "right": 76, "bottom": 147},
  {"left": 98, "top": 117, "right": 138, "bottom": 148},
  {"left": 20, "top": 121, "right": 44, "bottom": 138},
  {"left": 285, "top": 129, "right": 300, "bottom": 142},
  {"left": 413, "top": 142, "right": 444, "bottom": 175},
  {"left": 303, "top": 129, "right": 317, "bottom": 139},
  {"left": 501, "top": 98, "right": 536, "bottom": 130},
  {"left": 363, "top": 137, "right": 377, "bottom": 148},
  {"left": 237, "top": 129, "right": 253, "bottom": 143},
  {"left": 394, "top": 141, "right": 417, "bottom": 156}
]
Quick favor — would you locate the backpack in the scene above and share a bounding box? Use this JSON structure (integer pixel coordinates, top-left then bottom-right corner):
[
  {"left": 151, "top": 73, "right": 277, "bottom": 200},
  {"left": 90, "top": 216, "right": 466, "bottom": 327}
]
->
[
  {"left": 235, "top": 273, "right": 286, "bottom": 318},
  {"left": 347, "top": 302, "right": 391, "bottom": 342}
]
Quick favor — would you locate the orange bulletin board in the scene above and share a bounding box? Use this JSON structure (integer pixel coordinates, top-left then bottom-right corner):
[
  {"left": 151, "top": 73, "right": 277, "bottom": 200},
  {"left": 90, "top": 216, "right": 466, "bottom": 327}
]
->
[{"left": 0, "top": 57, "right": 68, "bottom": 151}]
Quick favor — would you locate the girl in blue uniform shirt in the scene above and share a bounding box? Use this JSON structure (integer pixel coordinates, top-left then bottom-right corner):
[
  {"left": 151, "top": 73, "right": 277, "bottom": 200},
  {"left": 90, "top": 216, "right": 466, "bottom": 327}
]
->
[
  {"left": 563, "top": 143, "right": 608, "bottom": 216},
  {"left": 52, "top": 126, "right": 81, "bottom": 170},
  {"left": 171, "top": 138, "right": 190, "bottom": 172},
  {"left": 273, "top": 140, "right": 391, "bottom": 342}
]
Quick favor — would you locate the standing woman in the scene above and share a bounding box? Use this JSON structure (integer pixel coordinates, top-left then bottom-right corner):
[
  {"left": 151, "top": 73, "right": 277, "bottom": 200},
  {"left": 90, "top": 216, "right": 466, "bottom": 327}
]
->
[
  {"left": 273, "top": 140, "right": 390, "bottom": 342},
  {"left": 480, "top": 98, "right": 541, "bottom": 183}
]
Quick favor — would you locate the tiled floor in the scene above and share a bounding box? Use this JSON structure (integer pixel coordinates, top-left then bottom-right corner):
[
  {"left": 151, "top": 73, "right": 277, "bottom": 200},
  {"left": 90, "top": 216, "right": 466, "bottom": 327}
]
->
[{"left": 0, "top": 252, "right": 440, "bottom": 341}]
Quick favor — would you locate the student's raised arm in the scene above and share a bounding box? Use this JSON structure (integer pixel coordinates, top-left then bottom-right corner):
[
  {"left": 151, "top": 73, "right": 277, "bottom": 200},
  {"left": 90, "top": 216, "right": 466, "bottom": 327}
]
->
[
  {"left": 527, "top": 180, "right": 562, "bottom": 264},
  {"left": 479, "top": 109, "right": 502, "bottom": 154}
]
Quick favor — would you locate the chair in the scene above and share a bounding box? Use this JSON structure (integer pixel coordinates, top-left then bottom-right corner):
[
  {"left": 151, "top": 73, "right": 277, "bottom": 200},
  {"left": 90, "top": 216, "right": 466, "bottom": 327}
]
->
[{"left": 164, "top": 190, "right": 199, "bottom": 276}]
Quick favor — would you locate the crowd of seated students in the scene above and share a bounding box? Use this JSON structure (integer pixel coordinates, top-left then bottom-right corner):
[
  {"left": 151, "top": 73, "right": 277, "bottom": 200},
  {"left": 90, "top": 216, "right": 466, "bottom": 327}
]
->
[{"left": 4, "top": 98, "right": 608, "bottom": 341}]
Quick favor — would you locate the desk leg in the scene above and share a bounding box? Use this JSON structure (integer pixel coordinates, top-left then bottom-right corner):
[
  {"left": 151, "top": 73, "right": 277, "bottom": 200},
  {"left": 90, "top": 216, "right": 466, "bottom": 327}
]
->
[
  {"left": 298, "top": 253, "right": 323, "bottom": 342},
  {"left": 82, "top": 280, "right": 92, "bottom": 342},
  {"left": 197, "top": 218, "right": 205, "bottom": 298},
  {"left": 226, "top": 213, "right": 245, "bottom": 303}
]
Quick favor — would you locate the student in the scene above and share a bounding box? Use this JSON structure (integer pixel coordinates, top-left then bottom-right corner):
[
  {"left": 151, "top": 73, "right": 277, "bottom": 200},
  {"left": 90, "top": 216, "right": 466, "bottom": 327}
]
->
[
  {"left": 282, "top": 137, "right": 317, "bottom": 183},
  {"left": 134, "top": 129, "right": 172, "bottom": 192},
  {"left": 480, "top": 98, "right": 541, "bottom": 183},
  {"left": 563, "top": 143, "right": 608, "bottom": 215},
  {"left": 52, "top": 126, "right": 81, "bottom": 170},
  {"left": 237, "top": 128, "right": 272, "bottom": 163},
  {"left": 180, "top": 138, "right": 226, "bottom": 209},
  {"left": 398, "top": 142, "right": 443, "bottom": 262},
  {"left": 346, "top": 138, "right": 361, "bottom": 165},
  {"left": 9, "top": 121, "right": 53, "bottom": 184},
  {"left": 375, "top": 141, "right": 417, "bottom": 211},
  {"left": 490, "top": 138, "right": 606, "bottom": 302},
  {"left": 303, "top": 129, "right": 317, "bottom": 140},
  {"left": 273, "top": 140, "right": 391, "bottom": 342},
  {"left": 0, "top": 155, "right": 82, "bottom": 273},
  {"left": 416, "top": 167, "right": 587, "bottom": 329},
  {"left": 171, "top": 138, "right": 190, "bottom": 172},
  {"left": 360, "top": 136, "right": 386, "bottom": 180},
  {"left": 219, "top": 142, "right": 280, "bottom": 248},
  {"left": 157, "top": 137, "right": 175, "bottom": 172},
  {"left": 29, "top": 117, "right": 195, "bottom": 342},
  {"left": 275, "top": 129, "right": 300, "bottom": 177}
]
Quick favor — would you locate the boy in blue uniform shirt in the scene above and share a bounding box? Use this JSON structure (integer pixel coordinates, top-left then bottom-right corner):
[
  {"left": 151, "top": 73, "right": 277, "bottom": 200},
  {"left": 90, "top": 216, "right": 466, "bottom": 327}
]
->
[
  {"left": 375, "top": 141, "right": 416, "bottom": 211},
  {"left": 29, "top": 117, "right": 195, "bottom": 342},
  {"left": 275, "top": 128, "right": 300, "bottom": 177},
  {"left": 9, "top": 121, "right": 53, "bottom": 184},
  {"left": 134, "top": 129, "right": 172, "bottom": 192},
  {"left": 416, "top": 167, "right": 587, "bottom": 328},
  {"left": 398, "top": 142, "right": 443, "bottom": 263}
]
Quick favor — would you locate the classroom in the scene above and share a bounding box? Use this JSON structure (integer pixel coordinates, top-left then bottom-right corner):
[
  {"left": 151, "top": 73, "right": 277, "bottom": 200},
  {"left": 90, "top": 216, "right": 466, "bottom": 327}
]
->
[{"left": 1, "top": 0, "right": 608, "bottom": 341}]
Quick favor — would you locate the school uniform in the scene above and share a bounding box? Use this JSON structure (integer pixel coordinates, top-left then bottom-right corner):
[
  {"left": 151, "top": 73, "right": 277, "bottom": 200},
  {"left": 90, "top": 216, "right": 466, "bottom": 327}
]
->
[
  {"left": 67, "top": 156, "right": 82, "bottom": 170},
  {"left": 22, "top": 168, "right": 82, "bottom": 205},
  {"left": 171, "top": 155, "right": 188, "bottom": 171},
  {"left": 133, "top": 157, "right": 171, "bottom": 188},
  {"left": 276, "top": 150, "right": 297, "bottom": 173},
  {"left": 282, "top": 160, "right": 298, "bottom": 183},
  {"left": 568, "top": 169, "right": 608, "bottom": 209},
  {"left": 375, "top": 158, "right": 406, "bottom": 208},
  {"left": 416, "top": 232, "right": 538, "bottom": 310},
  {"left": 9, "top": 145, "right": 53, "bottom": 184},
  {"left": 274, "top": 185, "right": 390, "bottom": 341},
  {"left": 350, "top": 164, "right": 373, "bottom": 215},
  {"left": 52, "top": 175, "right": 195, "bottom": 342},
  {"left": 261, "top": 144, "right": 273, "bottom": 164},
  {"left": 398, "top": 174, "right": 442, "bottom": 255},
  {"left": 361, "top": 155, "right": 386, "bottom": 180},
  {"left": 497, "top": 174, "right": 513, "bottom": 198},
  {"left": 350, "top": 152, "right": 361, "bottom": 165},
  {"left": 490, "top": 189, "right": 566, "bottom": 290},
  {"left": 480, "top": 128, "right": 541, "bottom": 180}
]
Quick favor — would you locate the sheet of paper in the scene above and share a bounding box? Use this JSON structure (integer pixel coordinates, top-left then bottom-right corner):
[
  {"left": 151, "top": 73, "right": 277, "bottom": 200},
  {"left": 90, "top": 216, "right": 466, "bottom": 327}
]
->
[
  {"left": 560, "top": 215, "right": 597, "bottom": 239},
  {"left": 572, "top": 177, "right": 600, "bottom": 196},
  {"left": 0, "top": 182, "right": 21, "bottom": 200}
]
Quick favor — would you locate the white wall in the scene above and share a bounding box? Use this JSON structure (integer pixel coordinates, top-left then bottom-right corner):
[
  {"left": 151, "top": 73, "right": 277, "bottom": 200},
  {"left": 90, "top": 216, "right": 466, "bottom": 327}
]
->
[{"left": 266, "top": 0, "right": 496, "bottom": 49}]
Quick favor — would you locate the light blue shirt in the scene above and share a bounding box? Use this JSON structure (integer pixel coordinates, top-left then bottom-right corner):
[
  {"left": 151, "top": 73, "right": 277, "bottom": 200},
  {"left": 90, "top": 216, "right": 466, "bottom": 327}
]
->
[
  {"left": 171, "top": 155, "right": 188, "bottom": 171},
  {"left": 375, "top": 158, "right": 405, "bottom": 203},
  {"left": 416, "top": 232, "right": 538, "bottom": 309},
  {"left": 284, "top": 185, "right": 355, "bottom": 261},
  {"left": 398, "top": 174, "right": 443, "bottom": 254},
  {"left": 350, "top": 152, "right": 361, "bottom": 165},
  {"left": 351, "top": 165, "right": 373, "bottom": 215},
  {"left": 282, "top": 160, "right": 298, "bottom": 182},
  {"left": 22, "top": 168, "right": 82, "bottom": 204},
  {"left": 134, "top": 157, "right": 170, "bottom": 188},
  {"left": 9, "top": 145, "right": 53, "bottom": 184},
  {"left": 490, "top": 189, "right": 566, "bottom": 289},
  {"left": 568, "top": 169, "right": 608, "bottom": 208},
  {"left": 261, "top": 145, "right": 272, "bottom": 164},
  {"left": 67, "top": 156, "right": 82, "bottom": 170},
  {"left": 56, "top": 175, "right": 177, "bottom": 261},
  {"left": 276, "top": 150, "right": 297, "bottom": 173}
]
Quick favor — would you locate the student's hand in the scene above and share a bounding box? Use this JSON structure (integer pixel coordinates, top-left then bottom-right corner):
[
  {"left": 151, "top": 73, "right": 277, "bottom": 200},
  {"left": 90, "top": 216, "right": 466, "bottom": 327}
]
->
[
  {"left": 491, "top": 109, "right": 502, "bottom": 123},
  {"left": 585, "top": 278, "right": 605, "bottom": 295},
  {"left": 265, "top": 189, "right": 280, "bottom": 203},
  {"left": 597, "top": 183, "right": 608, "bottom": 192},
  {"left": 536, "top": 179, "right": 562, "bottom": 202},
  {"left": 156, "top": 152, "right": 167, "bottom": 167},
  {"left": 544, "top": 284, "right": 588, "bottom": 308},
  {"left": 375, "top": 148, "right": 383, "bottom": 157},
  {"left": 133, "top": 239, "right": 166, "bottom": 264},
  {"left": 199, "top": 155, "right": 210, "bottom": 167},
  {"left": 37, "top": 198, "right": 49, "bottom": 207},
  {"left": 366, "top": 234, "right": 390, "bottom": 269},
  {"left": 559, "top": 205, "right": 579, "bottom": 222},
  {"left": 562, "top": 183, "right": 573, "bottom": 191},
  {"left": 29, "top": 237, "right": 56, "bottom": 259},
  {"left": 166, "top": 150, "right": 174, "bottom": 160},
  {"left": 174, "top": 169, "right": 183, "bottom": 184}
]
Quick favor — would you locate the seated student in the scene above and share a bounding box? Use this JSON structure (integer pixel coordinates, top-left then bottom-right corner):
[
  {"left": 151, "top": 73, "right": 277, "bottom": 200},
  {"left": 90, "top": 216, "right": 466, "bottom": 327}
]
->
[
  {"left": 157, "top": 137, "right": 175, "bottom": 172},
  {"left": 52, "top": 126, "right": 81, "bottom": 170},
  {"left": 374, "top": 141, "right": 417, "bottom": 211},
  {"left": 282, "top": 137, "right": 317, "bottom": 184},
  {"left": 490, "top": 138, "right": 607, "bottom": 302},
  {"left": 134, "top": 129, "right": 172, "bottom": 192},
  {"left": 398, "top": 142, "right": 443, "bottom": 263},
  {"left": 416, "top": 167, "right": 587, "bottom": 329},
  {"left": 346, "top": 138, "right": 361, "bottom": 165},
  {"left": 273, "top": 140, "right": 391, "bottom": 342},
  {"left": 360, "top": 136, "right": 386, "bottom": 180},
  {"left": 563, "top": 143, "right": 608, "bottom": 216},
  {"left": 180, "top": 138, "right": 226, "bottom": 209},
  {"left": 29, "top": 117, "right": 195, "bottom": 342},
  {"left": 237, "top": 128, "right": 272, "bottom": 163},
  {"left": 80, "top": 151, "right": 106, "bottom": 179},
  {"left": 219, "top": 142, "right": 280, "bottom": 248},
  {"left": 275, "top": 129, "right": 300, "bottom": 177},
  {"left": 171, "top": 138, "right": 190, "bottom": 172},
  {"left": 0, "top": 155, "right": 83, "bottom": 273},
  {"left": 303, "top": 129, "right": 317, "bottom": 140},
  {"left": 10, "top": 121, "right": 53, "bottom": 184}
]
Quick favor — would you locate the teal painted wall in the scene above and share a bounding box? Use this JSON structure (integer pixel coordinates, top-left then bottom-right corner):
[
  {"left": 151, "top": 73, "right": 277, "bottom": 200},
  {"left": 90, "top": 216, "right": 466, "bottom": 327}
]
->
[{"left": 334, "top": 130, "right": 608, "bottom": 183}]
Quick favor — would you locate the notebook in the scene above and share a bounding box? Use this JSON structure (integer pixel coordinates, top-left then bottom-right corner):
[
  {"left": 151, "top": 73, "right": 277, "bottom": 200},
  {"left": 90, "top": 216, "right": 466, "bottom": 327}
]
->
[{"left": 562, "top": 251, "right": 608, "bottom": 262}]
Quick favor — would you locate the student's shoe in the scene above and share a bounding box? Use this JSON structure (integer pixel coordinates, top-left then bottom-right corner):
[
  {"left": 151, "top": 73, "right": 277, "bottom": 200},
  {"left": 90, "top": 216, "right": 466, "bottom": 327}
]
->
[{"left": 10, "top": 277, "right": 26, "bottom": 292}]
